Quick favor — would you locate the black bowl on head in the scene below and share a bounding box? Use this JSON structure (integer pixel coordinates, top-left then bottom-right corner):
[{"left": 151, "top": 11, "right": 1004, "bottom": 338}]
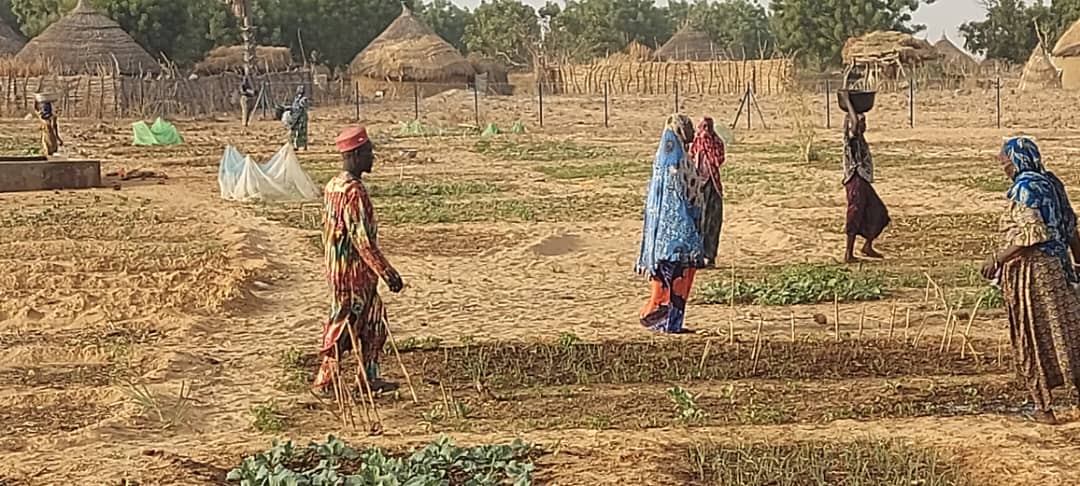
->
[{"left": 837, "top": 90, "right": 876, "bottom": 114}]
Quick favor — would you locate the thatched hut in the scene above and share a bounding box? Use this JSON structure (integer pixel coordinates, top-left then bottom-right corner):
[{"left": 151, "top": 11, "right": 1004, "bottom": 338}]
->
[
  {"left": 603, "top": 41, "right": 653, "bottom": 64},
  {"left": 1020, "top": 41, "right": 1061, "bottom": 91},
  {"left": 349, "top": 7, "right": 473, "bottom": 97},
  {"left": 933, "top": 34, "right": 978, "bottom": 74},
  {"left": 1052, "top": 18, "right": 1080, "bottom": 89},
  {"left": 842, "top": 31, "right": 939, "bottom": 68},
  {"left": 467, "top": 53, "right": 511, "bottom": 95},
  {"left": 653, "top": 25, "right": 718, "bottom": 61},
  {"left": 194, "top": 45, "right": 294, "bottom": 75},
  {"left": 0, "top": 18, "right": 25, "bottom": 56},
  {"left": 15, "top": 0, "right": 160, "bottom": 75}
]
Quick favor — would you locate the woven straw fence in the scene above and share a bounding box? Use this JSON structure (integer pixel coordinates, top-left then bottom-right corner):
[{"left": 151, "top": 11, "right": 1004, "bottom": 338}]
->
[{"left": 548, "top": 58, "right": 795, "bottom": 95}]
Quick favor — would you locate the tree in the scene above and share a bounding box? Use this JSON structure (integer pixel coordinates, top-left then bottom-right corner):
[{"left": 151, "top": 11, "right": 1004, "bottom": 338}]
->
[
  {"left": 959, "top": 0, "right": 1051, "bottom": 64},
  {"left": 668, "top": 0, "right": 775, "bottom": 59},
  {"left": 769, "top": 0, "right": 934, "bottom": 67},
  {"left": 418, "top": 0, "right": 472, "bottom": 53},
  {"left": 545, "top": 0, "right": 671, "bottom": 59},
  {"left": 464, "top": 0, "right": 539, "bottom": 66}
]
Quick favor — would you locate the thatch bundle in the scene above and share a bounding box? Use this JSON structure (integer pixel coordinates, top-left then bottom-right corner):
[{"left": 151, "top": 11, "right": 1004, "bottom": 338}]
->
[
  {"left": 0, "top": 18, "right": 25, "bottom": 56},
  {"left": 933, "top": 35, "right": 977, "bottom": 72},
  {"left": 653, "top": 25, "right": 718, "bottom": 61},
  {"left": 349, "top": 8, "right": 473, "bottom": 81},
  {"left": 842, "top": 31, "right": 939, "bottom": 66},
  {"left": 1020, "top": 41, "right": 1061, "bottom": 91},
  {"left": 194, "top": 45, "right": 294, "bottom": 75},
  {"left": 603, "top": 41, "right": 654, "bottom": 65},
  {"left": 15, "top": 0, "right": 160, "bottom": 74}
]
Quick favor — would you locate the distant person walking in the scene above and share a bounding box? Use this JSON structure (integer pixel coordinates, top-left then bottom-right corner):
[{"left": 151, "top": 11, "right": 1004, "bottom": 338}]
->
[
  {"left": 239, "top": 76, "right": 256, "bottom": 133},
  {"left": 282, "top": 85, "right": 309, "bottom": 150},
  {"left": 313, "top": 126, "right": 404, "bottom": 395},
  {"left": 982, "top": 136, "right": 1080, "bottom": 424},
  {"left": 637, "top": 114, "right": 706, "bottom": 334},
  {"left": 689, "top": 116, "right": 726, "bottom": 267},
  {"left": 842, "top": 104, "right": 889, "bottom": 263}
]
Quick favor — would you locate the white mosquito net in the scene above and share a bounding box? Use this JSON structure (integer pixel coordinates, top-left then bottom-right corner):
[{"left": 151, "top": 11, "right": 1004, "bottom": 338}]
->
[{"left": 218, "top": 143, "right": 321, "bottom": 202}]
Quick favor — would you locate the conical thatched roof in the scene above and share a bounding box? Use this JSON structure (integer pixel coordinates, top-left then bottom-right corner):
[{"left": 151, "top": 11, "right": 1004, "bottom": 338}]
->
[
  {"left": 15, "top": 0, "right": 160, "bottom": 75},
  {"left": 933, "top": 34, "right": 977, "bottom": 71},
  {"left": 1053, "top": 18, "right": 1080, "bottom": 58},
  {"left": 0, "top": 18, "right": 25, "bottom": 56},
  {"left": 842, "top": 31, "right": 939, "bottom": 66},
  {"left": 1020, "top": 41, "right": 1060, "bottom": 91},
  {"left": 194, "top": 45, "right": 294, "bottom": 75},
  {"left": 349, "top": 7, "right": 473, "bottom": 81},
  {"left": 653, "top": 25, "right": 718, "bottom": 61}
]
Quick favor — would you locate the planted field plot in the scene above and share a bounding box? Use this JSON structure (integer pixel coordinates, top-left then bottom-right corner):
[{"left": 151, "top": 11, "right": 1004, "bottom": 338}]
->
[{"left": 2, "top": 92, "right": 1080, "bottom": 485}]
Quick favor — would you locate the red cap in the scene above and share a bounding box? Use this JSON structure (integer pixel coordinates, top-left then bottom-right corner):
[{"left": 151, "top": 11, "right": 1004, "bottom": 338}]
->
[{"left": 335, "top": 126, "right": 369, "bottom": 153}]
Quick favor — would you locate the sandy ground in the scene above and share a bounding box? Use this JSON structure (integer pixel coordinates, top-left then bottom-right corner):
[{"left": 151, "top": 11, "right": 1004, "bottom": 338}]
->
[{"left": 2, "top": 89, "right": 1080, "bottom": 483}]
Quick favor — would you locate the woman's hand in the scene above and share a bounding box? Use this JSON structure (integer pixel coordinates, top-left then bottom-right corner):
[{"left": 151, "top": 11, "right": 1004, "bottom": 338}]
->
[
  {"left": 981, "top": 255, "right": 999, "bottom": 280},
  {"left": 384, "top": 268, "right": 404, "bottom": 293}
]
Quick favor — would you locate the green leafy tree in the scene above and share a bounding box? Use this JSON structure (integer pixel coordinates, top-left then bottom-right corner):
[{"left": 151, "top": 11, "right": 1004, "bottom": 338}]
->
[
  {"left": 959, "top": 0, "right": 1051, "bottom": 64},
  {"left": 769, "top": 0, "right": 935, "bottom": 67},
  {"left": 417, "top": 0, "right": 471, "bottom": 53},
  {"left": 545, "top": 0, "right": 671, "bottom": 59},
  {"left": 464, "top": 0, "right": 539, "bottom": 66},
  {"left": 668, "top": 0, "right": 775, "bottom": 59}
]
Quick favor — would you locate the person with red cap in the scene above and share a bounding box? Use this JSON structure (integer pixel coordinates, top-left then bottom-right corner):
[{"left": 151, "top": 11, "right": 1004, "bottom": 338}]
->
[{"left": 313, "top": 125, "right": 404, "bottom": 394}]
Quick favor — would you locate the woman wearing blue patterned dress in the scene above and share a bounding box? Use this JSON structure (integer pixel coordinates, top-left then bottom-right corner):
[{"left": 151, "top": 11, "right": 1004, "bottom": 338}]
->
[
  {"left": 982, "top": 136, "right": 1080, "bottom": 424},
  {"left": 636, "top": 114, "right": 706, "bottom": 334}
]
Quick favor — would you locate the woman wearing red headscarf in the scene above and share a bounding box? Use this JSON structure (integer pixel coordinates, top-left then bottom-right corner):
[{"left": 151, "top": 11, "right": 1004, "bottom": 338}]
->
[{"left": 688, "top": 117, "right": 726, "bottom": 267}]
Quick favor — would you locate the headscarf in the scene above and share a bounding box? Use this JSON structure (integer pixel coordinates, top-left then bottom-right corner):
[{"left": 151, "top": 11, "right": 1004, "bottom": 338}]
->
[
  {"left": 689, "top": 117, "right": 726, "bottom": 193},
  {"left": 1003, "top": 136, "right": 1078, "bottom": 282},
  {"left": 636, "top": 116, "right": 705, "bottom": 276},
  {"left": 842, "top": 113, "right": 873, "bottom": 184}
]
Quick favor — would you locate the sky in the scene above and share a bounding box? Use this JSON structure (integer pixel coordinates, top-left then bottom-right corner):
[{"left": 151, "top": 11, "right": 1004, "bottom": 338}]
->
[{"left": 451, "top": 0, "right": 987, "bottom": 51}]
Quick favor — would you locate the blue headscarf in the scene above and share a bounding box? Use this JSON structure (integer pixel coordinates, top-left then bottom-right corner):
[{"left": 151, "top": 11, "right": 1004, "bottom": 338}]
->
[
  {"left": 1004, "top": 136, "right": 1078, "bottom": 282},
  {"left": 635, "top": 119, "right": 705, "bottom": 276}
]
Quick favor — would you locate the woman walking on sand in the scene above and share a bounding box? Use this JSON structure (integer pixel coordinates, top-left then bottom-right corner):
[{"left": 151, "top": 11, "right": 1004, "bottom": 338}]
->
[
  {"left": 689, "top": 117, "right": 726, "bottom": 267},
  {"left": 637, "top": 114, "right": 706, "bottom": 334},
  {"left": 842, "top": 108, "right": 890, "bottom": 263},
  {"left": 982, "top": 136, "right": 1080, "bottom": 424}
]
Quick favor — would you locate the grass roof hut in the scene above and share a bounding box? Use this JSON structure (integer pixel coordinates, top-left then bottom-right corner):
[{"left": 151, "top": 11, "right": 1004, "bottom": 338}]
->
[
  {"left": 349, "top": 7, "right": 473, "bottom": 96},
  {"left": 0, "top": 18, "right": 25, "bottom": 56},
  {"left": 1052, "top": 18, "right": 1080, "bottom": 89},
  {"left": 1020, "top": 40, "right": 1061, "bottom": 91},
  {"left": 653, "top": 25, "right": 718, "bottom": 61},
  {"left": 933, "top": 34, "right": 977, "bottom": 74},
  {"left": 841, "top": 31, "right": 939, "bottom": 85},
  {"left": 194, "top": 45, "right": 294, "bottom": 75},
  {"left": 15, "top": 0, "right": 160, "bottom": 75}
]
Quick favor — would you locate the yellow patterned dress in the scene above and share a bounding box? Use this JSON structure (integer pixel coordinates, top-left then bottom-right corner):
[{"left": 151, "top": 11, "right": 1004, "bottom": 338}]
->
[
  {"left": 313, "top": 172, "right": 392, "bottom": 390},
  {"left": 1000, "top": 200, "right": 1080, "bottom": 411}
]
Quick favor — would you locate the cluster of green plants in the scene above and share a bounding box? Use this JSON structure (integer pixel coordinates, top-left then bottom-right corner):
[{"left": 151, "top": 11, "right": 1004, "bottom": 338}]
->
[
  {"left": 533, "top": 160, "right": 646, "bottom": 180},
  {"left": 687, "top": 439, "right": 969, "bottom": 485},
  {"left": 227, "top": 435, "right": 535, "bottom": 486},
  {"left": 667, "top": 386, "right": 706, "bottom": 424},
  {"left": 700, "top": 265, "right": 885, "bottom": 306},
  {"left": 472, "top": 139, "right": 611, "bottom": 161}
]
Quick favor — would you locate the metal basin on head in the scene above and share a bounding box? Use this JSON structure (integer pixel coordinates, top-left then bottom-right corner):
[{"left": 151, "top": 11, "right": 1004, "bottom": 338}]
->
[{"left": 0, "top": 158, "right": 101, "bottom": 193}]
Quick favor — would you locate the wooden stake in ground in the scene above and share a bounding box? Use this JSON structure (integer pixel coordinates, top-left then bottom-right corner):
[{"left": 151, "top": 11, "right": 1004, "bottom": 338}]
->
[
  {"left": 751, "top": 317, "right": 764, "bottom": 373},
  {"left": 939, "top": 305, "right": 954, "bottom": 354},
  {"left": 904, "top": 308, "right": 911, "bottom": 341},
  {"left": 728, "top": 319, "right": 734, "bottom": 345},
  {"left": 699, "top": 339, "right": 712, "bottom": 375},
  {"left": 857, "top": 304, "right": 866, "bottom": 339},
  {"left": 383, "top": 321, "right": 419, "bottom": 403},
  {"left": 347, "top": 325, "right": 383, "bottom": 433},
  {"left": 790, "top": 312, "right": 796, "bottom": 342},
  {"left": 961, "top": 295, "right": 985, "bottom": 359},
  {"left": 888, "top": 304, "right": 897, "bottom": 340},
  {"left": 729, "top": 262, "right": 736, "bottom": 308},
  {"left": 913, "top": 314, "right": 929, "bottom": 347},
  {"left": 833, "top": 293, "right": 840, "bottom": 342}
]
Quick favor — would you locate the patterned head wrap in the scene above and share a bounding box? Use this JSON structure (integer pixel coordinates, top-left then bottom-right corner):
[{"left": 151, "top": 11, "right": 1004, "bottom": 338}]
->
[
  {"left": 1003, "top": 136, "right": 1078, "bottom": 282},
  {"left": 665, "top": 114, "right": 694, "bottom": 146},
  {"left": 688, "top": 117, "right": 725, "bottom": 193}
]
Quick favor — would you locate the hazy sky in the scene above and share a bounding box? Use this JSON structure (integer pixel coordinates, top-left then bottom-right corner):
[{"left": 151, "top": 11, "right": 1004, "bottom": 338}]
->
[{"left": 451, "top": 0, "right": 987, "bottom": 51}]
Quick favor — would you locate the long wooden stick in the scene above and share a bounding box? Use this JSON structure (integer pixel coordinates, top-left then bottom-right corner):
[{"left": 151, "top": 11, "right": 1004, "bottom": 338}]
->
[
  {"left": 904, "top": 308, "right": 911, "bottom": 341},
  {"left": 938, "top": 305, "right": 954, "bottom": 354},
  {"left": 790, "top": 312, "right": 796, "bottom": 343},
  {"left": 699, "top": 338, "right": 712, "bottom": 374},
  {"left": 833, "top": 293, "right": 840, "bottom": 342},
  {"left": 857, "top": 304, "right": 866, "bottom": 339},
  {"left": 751, "top": 317, "right": 764, "bottom": 373},
  {"left": 961, "top": 295, "right": 985, "bottom": 359},
  {"left": 383, "top": 321, "right": 419, "bottom": 403},
  {"left": 888, "top": 304, "right": 896, "bottom": 340},
  {"left": 728, "top": 319, "right": 734, "bottom": 345},
  {"left": 347, "top": 325, "right": 383, "bottom": 431}
]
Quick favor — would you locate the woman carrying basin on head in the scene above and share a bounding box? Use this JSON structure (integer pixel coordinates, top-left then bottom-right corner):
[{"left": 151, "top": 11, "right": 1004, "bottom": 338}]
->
[
  {"left": 636, "top": 114, "right": 706, "bottom": 334},
  {"left": 841, "top": 98, "right": 889, "bottom": 263},
  {"left": 982, "top": 136, "right": 1080, "bottom": 424}
]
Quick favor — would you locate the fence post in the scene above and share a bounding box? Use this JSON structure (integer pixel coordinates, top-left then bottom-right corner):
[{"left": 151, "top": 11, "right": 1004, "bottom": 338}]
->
[
  {"left": 538, "top": 79, "right": 544, "bottom": 128},
  {"left": 996, "top": 77, "right": 1002, "bottom": 129},
  {"left": 354, "top": 82, "right": 360, "bottom": 121},
  {"left": 825, "top": 79, "right": 831, "bottom": 129},
  {"left": 473, "top": 80, "right": 480, "bottom": 127},
  {"left": 603, "top": 82, "right": 609, "bottom": 128},
  {"left": 908, "top": 78, "right": 914, "bottom": 128},
  {"left": 746, "top": 83, "right": 751, "bottom": 130},
  {"left": 413, "top": 82, "right": 419, "bottom": 121},
  {"left": 674, "top": 80, "right": 680, "bottom": 113}
]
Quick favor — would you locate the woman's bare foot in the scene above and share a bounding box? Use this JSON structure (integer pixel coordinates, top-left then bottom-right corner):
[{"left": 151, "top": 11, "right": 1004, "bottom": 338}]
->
[
  {"left": 861, "top": 244, "right": 884, "bottom": 259},
  {"left": 844, "top": 254, "right": 857, "bottom": 264},
  {"left": 1034, "top": 409, "right": 1058, "bottom": 425}
]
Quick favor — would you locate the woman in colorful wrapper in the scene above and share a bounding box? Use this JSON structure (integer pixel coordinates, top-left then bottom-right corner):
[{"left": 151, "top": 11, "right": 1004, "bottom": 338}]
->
[
  {"left": 841, "top": 106, "right": 890, "bottom": 263},
  {"left": 35, "top": 94, "right": 61, "bottom": 156},
  {"left": 636, "top": 114, "right": 706, "bottom": 334},
  {"left": 688, "top": 117, "right": 726, "bottom": 267},
  {"left": 982, "top": 136, "right": 1080, "bottom": 424}
]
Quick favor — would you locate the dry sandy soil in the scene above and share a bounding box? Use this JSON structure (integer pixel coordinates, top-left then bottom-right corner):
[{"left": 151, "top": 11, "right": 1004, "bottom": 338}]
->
[{"left": 3, "top": 87, "right": 1080, "bottom": 484}]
